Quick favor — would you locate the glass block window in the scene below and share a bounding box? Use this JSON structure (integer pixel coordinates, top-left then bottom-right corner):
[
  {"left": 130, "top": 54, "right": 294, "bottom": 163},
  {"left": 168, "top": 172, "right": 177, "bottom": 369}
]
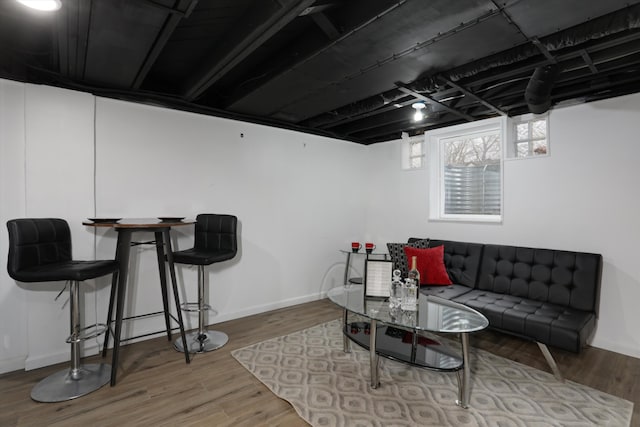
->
[
  {"left": 409, "top": 139, "right": 424, "bottom": 169},
  {"left": 512, "top": 116, "right": 549, "bottom": 158}
]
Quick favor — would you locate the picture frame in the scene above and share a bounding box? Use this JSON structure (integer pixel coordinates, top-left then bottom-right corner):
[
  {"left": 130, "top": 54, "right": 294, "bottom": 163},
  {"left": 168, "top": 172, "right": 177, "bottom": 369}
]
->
[{"left": 364, "top": 259, "right": 393, "bottom": 298}]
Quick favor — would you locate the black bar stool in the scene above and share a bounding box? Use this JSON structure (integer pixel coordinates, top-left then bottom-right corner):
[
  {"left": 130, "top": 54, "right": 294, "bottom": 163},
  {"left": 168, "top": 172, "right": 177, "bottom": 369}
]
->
[
  {"left": 172, "top": 214, "right": 237, "bottom": 353},
  {"left": 6, "top": 218, "right": 119, "bottom": 402}
]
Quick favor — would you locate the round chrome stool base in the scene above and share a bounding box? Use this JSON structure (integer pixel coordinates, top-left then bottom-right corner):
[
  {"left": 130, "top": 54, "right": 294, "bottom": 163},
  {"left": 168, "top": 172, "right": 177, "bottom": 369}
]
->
[
  {"left": 31, "top": 363, "right": 111, "bottom": 402},
  {"left": 174, "top": 330, "right": 228, "bottom": 353}
]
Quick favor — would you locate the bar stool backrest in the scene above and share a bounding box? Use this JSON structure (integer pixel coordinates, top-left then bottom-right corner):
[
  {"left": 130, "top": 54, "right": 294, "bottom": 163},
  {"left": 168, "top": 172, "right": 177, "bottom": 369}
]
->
[
  {"left": 193, "top": 214, "right": 237, "bottom": 258},
  {"left": 7, "top": 218, "right": 72, "bottom": 282}
]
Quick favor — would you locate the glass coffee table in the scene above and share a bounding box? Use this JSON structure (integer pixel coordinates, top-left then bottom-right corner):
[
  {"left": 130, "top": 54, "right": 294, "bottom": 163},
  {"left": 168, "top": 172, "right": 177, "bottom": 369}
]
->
[{"left": 327, "top": 285, "right": 488, "bottom": 408}]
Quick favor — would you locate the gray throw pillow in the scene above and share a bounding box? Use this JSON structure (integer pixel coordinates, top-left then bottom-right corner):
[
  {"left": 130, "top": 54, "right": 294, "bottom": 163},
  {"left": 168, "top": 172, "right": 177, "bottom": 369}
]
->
[{"left": 387, "top": 239, "right": 430, "bottom": 277}]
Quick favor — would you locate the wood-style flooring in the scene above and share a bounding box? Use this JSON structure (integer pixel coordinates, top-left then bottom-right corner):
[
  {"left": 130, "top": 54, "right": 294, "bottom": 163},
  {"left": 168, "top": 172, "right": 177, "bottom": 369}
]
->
[{"left": 1, "top": 299, "right": 638, "bottom": 426}]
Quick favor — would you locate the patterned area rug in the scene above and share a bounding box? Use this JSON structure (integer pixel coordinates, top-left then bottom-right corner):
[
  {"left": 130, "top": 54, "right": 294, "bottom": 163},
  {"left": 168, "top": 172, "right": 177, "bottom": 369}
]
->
[{"left": 231, "top": 320, "right": 633, "bottom": 427}]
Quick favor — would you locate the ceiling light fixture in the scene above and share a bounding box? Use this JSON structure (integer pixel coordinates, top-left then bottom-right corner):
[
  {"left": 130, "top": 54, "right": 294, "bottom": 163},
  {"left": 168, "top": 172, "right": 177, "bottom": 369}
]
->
[
  {"left": 412, "top": 102, "right": 427, "bottom": 122},
  {"left": 16, "top": 0, "right": 61, "bottom": 11}
]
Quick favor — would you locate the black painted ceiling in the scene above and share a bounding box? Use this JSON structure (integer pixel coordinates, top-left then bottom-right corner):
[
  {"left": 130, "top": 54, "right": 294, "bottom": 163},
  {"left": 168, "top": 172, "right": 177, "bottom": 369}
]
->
[{"left": 2, "top": 0, "right": 640, "bottom": 144}]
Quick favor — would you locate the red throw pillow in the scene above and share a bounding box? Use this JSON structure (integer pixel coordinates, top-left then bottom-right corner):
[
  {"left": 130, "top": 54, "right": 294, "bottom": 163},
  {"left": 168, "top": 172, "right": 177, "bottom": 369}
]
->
[{"left": 403, "top": 245, "right": 452, "bottom": 286}]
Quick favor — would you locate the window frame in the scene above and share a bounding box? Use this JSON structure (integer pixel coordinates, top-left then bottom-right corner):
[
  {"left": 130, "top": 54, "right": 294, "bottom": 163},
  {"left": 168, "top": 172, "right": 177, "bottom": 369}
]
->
[{"left": 427, "top": 116, "right": 506, "bottom": 223}]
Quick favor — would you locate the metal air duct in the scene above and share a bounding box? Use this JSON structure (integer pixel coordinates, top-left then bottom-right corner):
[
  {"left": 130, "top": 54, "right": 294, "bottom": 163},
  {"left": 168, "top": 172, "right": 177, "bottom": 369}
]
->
[{"left": 525, "top": 64, "right": 559, "bottom": 114}]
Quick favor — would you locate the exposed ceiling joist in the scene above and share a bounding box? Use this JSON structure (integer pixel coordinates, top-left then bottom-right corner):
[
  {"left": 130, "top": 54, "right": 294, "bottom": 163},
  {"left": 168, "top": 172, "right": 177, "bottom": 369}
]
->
[
  {"left": 135, "top": 0, "right": 192, "bottom": 17},
  {"left": 531, "top": 37, "right": 556, "bottom": 63},
  {"left": 580, "top": 50, "right": 599, "bottom": 74},
  {"left": 310, "top": 12, "right": 340, "bottom": 40},
  {"left": 133, "top": 0, "right": 198, "bottom": 89},
  {"left": 4, "top": 0, "right": 640, "bottom": 145},
  {"left": 395, "top": 82, "right": 474, "bottom": 122},
  {"left": 57, "top": 0, "right": 91, "bottom": 80},
  {"left": 226, "top": 0, "right": 408, "bottom": 109},
  {"left": 458, "top": 36, "right": 640, "bottom": 102},
  {"left": 298, "top": 4, "right": 334, "bottom": 16},
  {"left": 340, "top": 108, "right": 410, "bottom": 135},
  {"left": 182, "top": 0, "right": 316, "bottom": 101},
  {"left": 437, "top": 75, "right": 506, "bottom": 116},
  {"left": 321, "top": 97, "right": 415, "bottom": 130},
  {"left": 351, "top": 114, "right": 456, "bottom": 142}
]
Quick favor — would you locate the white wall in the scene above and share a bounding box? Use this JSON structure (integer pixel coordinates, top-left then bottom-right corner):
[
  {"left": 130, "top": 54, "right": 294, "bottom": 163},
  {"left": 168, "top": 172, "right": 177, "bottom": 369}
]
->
[
  {"left": 0, "top": 81, "right": 367, "bottom": 373},
  {"left": 365, "top": 92, "right": 640, "bottom": 359},
  {"left": 92, "top": 98, "right": 367, "bottom": 337},
  {"left": 1, "top": 79, "right": 639, "bottom": 374},
  {"left": 23, "top": 85, "right": 100, "bottom": 370},
  {"left": 0, "top": 79, "right": 28, "bottom": 373},
  {"left": 0, "top": 83, "right": 114, "bottom": 372}
]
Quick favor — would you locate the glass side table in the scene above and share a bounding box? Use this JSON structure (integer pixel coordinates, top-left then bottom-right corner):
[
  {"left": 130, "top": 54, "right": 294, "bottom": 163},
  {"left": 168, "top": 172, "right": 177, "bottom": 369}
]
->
[{"left": 340, "top": 249, "right": 388, "bottom": 286}]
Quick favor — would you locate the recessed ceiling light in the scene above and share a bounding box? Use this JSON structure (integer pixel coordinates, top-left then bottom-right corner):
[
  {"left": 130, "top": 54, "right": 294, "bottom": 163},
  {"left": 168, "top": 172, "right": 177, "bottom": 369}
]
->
[{"left": 16, "top": 0, "right": 62, "bottom": 12}]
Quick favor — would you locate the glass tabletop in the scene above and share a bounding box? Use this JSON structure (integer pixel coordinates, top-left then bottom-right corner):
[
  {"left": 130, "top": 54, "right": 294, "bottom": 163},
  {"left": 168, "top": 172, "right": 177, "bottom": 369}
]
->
[
  {"left": 327, "top": 285, "right": 488, "bottom": 334},
  {"left": 340, "top": 249, "right": 387, "bottom": 254}
]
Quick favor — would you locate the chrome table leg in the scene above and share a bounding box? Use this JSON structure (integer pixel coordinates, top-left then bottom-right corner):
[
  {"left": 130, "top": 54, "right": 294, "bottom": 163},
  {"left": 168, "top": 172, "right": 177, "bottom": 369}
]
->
[
  {"left": 455, "top": 332, "right": 470, "bottom": 408},
  {"left": 369, "top": 319, "right": 380, "bottom": 388},
  {"left": 342, "top": 308, "right": 351, "bottom": 353}
]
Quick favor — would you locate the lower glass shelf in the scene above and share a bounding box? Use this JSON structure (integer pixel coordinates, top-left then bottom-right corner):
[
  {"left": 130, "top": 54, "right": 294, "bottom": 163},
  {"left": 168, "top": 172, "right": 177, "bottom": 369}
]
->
[{"left": 345, "top": 321, "right": 463, "bottom": 372}]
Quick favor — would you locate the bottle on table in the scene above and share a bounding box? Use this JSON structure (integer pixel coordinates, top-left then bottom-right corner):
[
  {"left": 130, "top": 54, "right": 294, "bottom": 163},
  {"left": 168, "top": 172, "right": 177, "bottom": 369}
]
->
[
  {"left": 408, "top": 255, "right": 420, "bottom": 286},
  {"left": 402, "top": 256, "right": 419, "bottom": 311}
]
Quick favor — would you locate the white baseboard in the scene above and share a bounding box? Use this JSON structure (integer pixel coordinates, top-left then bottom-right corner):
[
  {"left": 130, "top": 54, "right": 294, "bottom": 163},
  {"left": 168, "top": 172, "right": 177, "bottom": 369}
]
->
[
  {"left": 206, "top": 292, "right": 327, "bottom": 325},
  {"left": 0, "top": 355, "right": 27, "bottom": 375},
  {"left": 25, "top": 350, "right": 68, "bottom": 371},
  {"left": 591, "top": 337, "right": 640, "bottom": 359},
  {"left": 103, "top": 292, "right": 329, "bottom": 344},
  {"left": 11, "top": 292, "right": 329, "bottom": 372},
  {"left": 24, "top": 342, "right": 102, "bottom": 371}
]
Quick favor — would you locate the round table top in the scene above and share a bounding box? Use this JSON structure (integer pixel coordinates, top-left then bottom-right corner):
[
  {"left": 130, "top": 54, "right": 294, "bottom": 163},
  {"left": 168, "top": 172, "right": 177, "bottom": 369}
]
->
[
  {"left": 340, "top": 249, "right": 387, "bottom": 256},
  {"left": 82, "top": 217, "right": 195, "bottom": 228}
]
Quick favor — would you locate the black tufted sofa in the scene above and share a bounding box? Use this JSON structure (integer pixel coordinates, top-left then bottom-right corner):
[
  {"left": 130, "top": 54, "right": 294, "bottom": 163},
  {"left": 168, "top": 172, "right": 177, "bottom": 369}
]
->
[{"left": 398, "top": 238, "right": 602, "bottom": 378}]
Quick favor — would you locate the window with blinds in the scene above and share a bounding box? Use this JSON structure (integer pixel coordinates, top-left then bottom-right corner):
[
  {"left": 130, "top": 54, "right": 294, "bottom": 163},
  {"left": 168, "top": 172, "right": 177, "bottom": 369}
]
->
[{"left": 428, "top": 117, "right": 505, "bottom": 222}]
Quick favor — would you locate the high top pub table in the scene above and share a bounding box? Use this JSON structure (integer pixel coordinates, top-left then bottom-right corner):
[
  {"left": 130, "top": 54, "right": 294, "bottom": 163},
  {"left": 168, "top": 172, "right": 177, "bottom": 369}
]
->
[{"left": 83, "top": 217, "right": 193, "bottom": 385}]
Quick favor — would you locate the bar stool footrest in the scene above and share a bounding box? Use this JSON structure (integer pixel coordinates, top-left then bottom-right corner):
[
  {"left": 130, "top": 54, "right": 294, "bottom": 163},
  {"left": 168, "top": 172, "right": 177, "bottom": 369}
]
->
[
  {"left": 66, "top": 323, "right": 109, "bottom": 343},
  {"left": 180, "top": 302, "right": 214, "bottom": 314}
]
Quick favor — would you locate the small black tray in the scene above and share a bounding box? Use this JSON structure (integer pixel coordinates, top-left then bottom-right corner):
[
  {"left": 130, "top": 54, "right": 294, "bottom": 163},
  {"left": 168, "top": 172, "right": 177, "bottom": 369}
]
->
[
  {"left": 88, "top": 218, "right": 121, "bottom": 223},
  {"left": 158, "top": 217, "right": 185, "bottom": 222}
]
